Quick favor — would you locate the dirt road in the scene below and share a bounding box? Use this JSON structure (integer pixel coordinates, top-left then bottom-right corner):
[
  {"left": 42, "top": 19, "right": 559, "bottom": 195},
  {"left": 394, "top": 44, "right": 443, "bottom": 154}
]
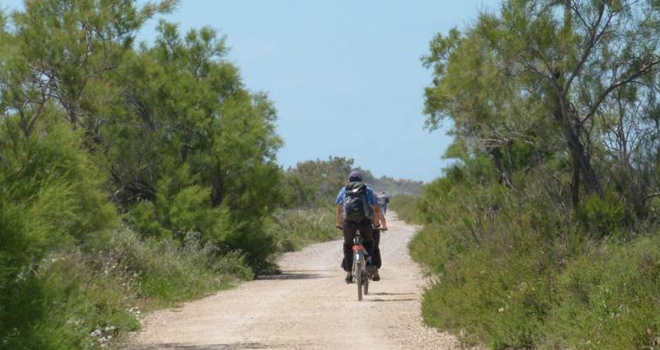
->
[{"left": 131, "top": 212, "right": 461, "bottom": 350}]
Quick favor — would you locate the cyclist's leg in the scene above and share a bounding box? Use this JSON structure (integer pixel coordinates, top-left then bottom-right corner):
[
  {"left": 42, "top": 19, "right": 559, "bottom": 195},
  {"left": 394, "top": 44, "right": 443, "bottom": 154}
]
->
[
  {"left": 372, "top": 229, "right": 381, "bottom": 269},
  {"left": 342, "top": 221, "right": 357, "bottom": 272},
  {"left": 357, "top": 219, "right": 374, "bottom": 263}
]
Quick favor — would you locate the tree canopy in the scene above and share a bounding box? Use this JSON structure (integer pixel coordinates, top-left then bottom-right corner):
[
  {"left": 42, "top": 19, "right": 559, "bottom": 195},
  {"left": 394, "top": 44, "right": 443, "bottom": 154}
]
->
[
  {"left": 0, "top": 1, "right": 287, "bottom": 347},
  {"left": 424, "top": 0, "right": 660, "bottom": 209}
]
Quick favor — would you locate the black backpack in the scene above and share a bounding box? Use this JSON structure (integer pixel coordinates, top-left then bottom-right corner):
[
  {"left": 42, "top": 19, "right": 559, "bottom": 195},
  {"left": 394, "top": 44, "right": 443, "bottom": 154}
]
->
[{"left": 343, "top": 182, "right": 371, "bottom": 222}]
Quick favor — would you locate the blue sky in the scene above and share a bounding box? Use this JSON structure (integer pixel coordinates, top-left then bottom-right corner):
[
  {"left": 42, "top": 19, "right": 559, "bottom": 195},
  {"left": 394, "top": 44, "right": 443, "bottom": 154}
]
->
[{"left": 2, "top": 0, "right": 502, "bottom": 182}]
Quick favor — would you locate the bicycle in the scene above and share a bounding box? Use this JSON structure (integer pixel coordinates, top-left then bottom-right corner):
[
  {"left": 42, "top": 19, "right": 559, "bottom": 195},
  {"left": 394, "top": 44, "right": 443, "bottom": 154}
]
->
[
  {"left": 337, "top": 224, "right": 375, "bottom": 301},
  {"left": 353, "top": 232, "right": 371, "bottom": 301}
]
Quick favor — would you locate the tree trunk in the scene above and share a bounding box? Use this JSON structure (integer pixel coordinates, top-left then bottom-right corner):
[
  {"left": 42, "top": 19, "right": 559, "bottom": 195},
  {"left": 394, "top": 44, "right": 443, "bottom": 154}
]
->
[
  {"left": 571, "top": 150, "right": 580, "bottom": 207},
  {"left": 555, "top": 0, "right": 602, "bottom": 206},
  {"left": 211, "top": 162, "right": 224, "bottom": 207},
  {"left": 490, "top": 147, "right": 513, "bottom": 188},
  {"left": 554, "top": 109, "right": 601, "bottom": 200},
  {"left": 66, "top": 103, "right": 78, "bottom": 128}
]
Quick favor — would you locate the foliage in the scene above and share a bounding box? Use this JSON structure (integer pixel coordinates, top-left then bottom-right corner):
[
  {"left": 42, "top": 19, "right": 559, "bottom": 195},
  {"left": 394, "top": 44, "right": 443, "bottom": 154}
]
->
[
  {"left": 101, "top": 20, "right": 283, "bottom": 270},
  {"left": 423, "top": 0, "right": 660, "bottom": 207},
  {"left": 102, "top": 229, "right": 250, "bottom": 308},
  {"left": 0, "top": 227, "right": 247, "bottom": 350},
  {"left": 361, "top": 174, "right": 424, "bottom": 196},
  {"left": 411, "top": 165, "right": 566, "bottom": 349},
  {"left": 414, "top": 2, "right": 660, "bottom": 347},
  {"left": 0, "top": 113, "right": 119, "bottom": 348},
  {"left": 544, "top": 236, "right": 660, "bottom": 350},
  {"left": 267, "top": 206, "right": 338, "bottom": 253},
  {"left": 389, "top": 195, "right": 422, "bottom": 224},
  {"left": 281, "top": 156, "right": 423, "bottom": 209},
  {"left": 0, "top": 1, "right": 409, "bottom": 347},
  {"left": 0, "top": 0, "right": 283, "bottom": 348},
  {"left": 281, "top": 157, "right": 353, "bottom": 208}
]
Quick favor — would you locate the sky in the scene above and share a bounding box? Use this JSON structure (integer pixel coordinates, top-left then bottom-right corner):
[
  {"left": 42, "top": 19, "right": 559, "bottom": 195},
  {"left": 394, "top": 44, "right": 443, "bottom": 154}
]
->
[{"left": 2, "top": 0, "right": 503, "bottom": 182}]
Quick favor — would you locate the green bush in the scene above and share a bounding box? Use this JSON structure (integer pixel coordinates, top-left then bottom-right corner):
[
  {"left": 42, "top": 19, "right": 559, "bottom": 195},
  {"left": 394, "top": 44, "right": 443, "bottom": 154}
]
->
[
  {"left": 389, "top": 195, "right": 423, "bottom": 224},
  {"left": 104, "top": 229, "right": 251, "bottom": 308},
  {"left": 0, "top": 115, "right": 121, "bottom": 349},
  {"left": 1, "top": 250, "right": 139, "bottom": 350},
  {"left": 409, "top": 158, "right": 660, "bottom": 350},
  {"left": 0, "top": 114, "right": 254, "bottom": 348},
  {"left": 578, "top": 191, "right": 629, "bottom": 239},
  {"left": 412, "top": 0, "right": 660, "bottom": 347},
  {"left": 268, "top": 207, "right": 338, "bottom": 253},
  {"left": 411, "top": 176, "right": 562, "bottom": 349},
  {"left": 419, "top": 223, "right": 558, "bottom": 349},
  {"left": 543, "top": 236, "right": 660, "bottom": 350},
  {"left": 0, "top": 0, "right": 324, "bottom": 348},
  {"left": 0, "top": 226, "right": 252, "bottom": 350}
]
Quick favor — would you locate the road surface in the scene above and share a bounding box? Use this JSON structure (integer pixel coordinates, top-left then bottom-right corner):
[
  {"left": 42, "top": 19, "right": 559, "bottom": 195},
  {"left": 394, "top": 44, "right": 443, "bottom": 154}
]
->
[{"left": 131, "top": 212, "right": 463, "bottom": 350}]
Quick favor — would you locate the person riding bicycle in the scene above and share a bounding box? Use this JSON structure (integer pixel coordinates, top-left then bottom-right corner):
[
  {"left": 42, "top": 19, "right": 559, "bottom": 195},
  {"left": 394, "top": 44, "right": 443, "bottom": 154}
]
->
[
  {"left": 336, "top": 170, "right": 384, "bottom": 283},
  {"left": 379, "top": 191, "right": 390, "bottom": 215}
]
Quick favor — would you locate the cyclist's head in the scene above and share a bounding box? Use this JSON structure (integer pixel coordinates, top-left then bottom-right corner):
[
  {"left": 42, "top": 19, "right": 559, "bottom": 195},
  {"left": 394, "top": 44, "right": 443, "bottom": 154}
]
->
[{"left": 348, "top": 170, "right": 362, "bottom": 182}]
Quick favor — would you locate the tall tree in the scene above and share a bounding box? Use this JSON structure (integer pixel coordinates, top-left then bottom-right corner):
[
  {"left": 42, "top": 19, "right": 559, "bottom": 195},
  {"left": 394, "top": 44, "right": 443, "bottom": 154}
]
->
[
  {"left": 424, "top": 0, "right": 660, "bottom": 207},
  {"left": 3, "top": 0, "right": 174, "bottom": 134}
]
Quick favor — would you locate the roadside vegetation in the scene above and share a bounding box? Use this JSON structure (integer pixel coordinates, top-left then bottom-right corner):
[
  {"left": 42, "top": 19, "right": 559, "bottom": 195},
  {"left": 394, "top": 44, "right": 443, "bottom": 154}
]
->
[
  {"left": 389, "top": 195, "right": 422, "bottom": 225},
  {"left": 0, "top": 1, "right": 339, "bottom": 349},
  {"left": 270, "top": 157, "right": 353, "bottom": 255},
  {"left": 407, "top": 1, "right": 660, "bottom": 349},
  {"left": 0, "top": 0, "right": 276, "bottom": 348},
  {"left": 0, "top": 1, "right": 421, "bottom": 348}
]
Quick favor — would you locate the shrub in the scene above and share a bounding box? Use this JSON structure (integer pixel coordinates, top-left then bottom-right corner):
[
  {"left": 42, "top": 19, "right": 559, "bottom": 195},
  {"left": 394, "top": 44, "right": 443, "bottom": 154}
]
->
[
  {"left": 408, "top": 158, "right": 660, "bottom": 350},
  {"left": 543, "top": 236, "right": 660, "bottom": 350},
  {"left": 267, "top": 206, "right": 338, "bottom": 253},
  {"left": 389, "top": 195, "right": 422, "bottom": 224},
  {"left": 103, "top": 229, "right": 251, "bottom": 307},
  {"left": 413, "top": 183, "right": 561, "bottom": 349},
  {"left": 578, "top": 191, "right": 628, "bottom": 239}
]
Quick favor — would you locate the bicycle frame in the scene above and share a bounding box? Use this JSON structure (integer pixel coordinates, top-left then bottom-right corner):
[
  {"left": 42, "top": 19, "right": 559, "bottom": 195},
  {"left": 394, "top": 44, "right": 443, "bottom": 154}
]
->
[{"left": 352, "top": 234, "right": 370, "bottom": 301}]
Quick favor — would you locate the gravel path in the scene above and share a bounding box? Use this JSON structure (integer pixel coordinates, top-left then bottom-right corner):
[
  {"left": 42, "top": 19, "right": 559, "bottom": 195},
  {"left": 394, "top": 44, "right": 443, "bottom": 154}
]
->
[{"left": 130, "top": 212, "right": 463, "bottom": 350}]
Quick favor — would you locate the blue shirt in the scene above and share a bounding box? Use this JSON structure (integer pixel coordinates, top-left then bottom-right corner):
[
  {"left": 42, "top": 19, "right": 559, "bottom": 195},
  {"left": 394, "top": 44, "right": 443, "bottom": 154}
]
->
[{"left": 335, "top": 185, "right": 378, "bottom": 206}]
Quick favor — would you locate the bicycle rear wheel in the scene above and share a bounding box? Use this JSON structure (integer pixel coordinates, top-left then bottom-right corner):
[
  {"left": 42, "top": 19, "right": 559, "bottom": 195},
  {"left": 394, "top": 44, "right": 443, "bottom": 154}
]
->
[{"left": 355, "top": 253, "right": 363, "bottom": 301}]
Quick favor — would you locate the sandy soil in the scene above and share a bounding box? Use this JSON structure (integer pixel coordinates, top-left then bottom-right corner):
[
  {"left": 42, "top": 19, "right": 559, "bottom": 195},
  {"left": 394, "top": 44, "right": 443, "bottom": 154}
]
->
[{"left": 129, "top": 212, "right": 463, "bottom": 350}]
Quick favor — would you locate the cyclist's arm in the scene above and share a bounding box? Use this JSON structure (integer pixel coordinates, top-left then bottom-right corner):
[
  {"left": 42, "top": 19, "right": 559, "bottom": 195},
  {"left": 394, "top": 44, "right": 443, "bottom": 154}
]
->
[
  {"left": 379, "top": 206, "right": 387, "bottom": 229},
  {"left": 335, "top": 188, "right": 345, "bottom": 228},
  {"left": 372, "top": 204, "right": 387, "bottom": 230}
]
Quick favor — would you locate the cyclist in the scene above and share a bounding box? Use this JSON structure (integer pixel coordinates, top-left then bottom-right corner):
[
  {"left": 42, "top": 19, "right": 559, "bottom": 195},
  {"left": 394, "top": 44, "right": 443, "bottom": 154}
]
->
[
  {"left": 379, "top": 191, "right": 390, "bottom": 215},
  {"left": 336, "top": 170, "right": 384, "bottom": 283}
]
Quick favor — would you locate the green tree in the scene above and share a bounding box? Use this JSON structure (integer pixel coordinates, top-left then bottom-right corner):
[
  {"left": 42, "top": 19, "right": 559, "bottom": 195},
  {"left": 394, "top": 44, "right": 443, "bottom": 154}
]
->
[
  {"left": 424, "top": 0, "right": 660, "bottom": 207},
  {"left": 283, "top": 157, "right": 354, "bottom": 207},
  {"left": 100, "top": 21, "right": 283, "bottom": 269},
  {"left": 4, "top": 0, "right": 174, "bottom": 132}
]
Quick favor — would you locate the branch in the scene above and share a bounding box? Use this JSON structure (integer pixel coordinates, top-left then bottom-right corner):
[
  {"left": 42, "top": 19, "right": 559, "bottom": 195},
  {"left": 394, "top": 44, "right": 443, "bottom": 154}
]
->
[
  {"left": 644, "top": 192, "right": 660, "bottom": 203},
  {"left": 564, "top": 6, "right": 613, "bottom": 91},
  {"left": 570, "top": 1, "right": 590, "bottom": 29},
  {"left": 581, "top": 55, "right": 660, "bottom": 124},
  {"left": 520, "top": 55, "right": 560, "bottom": 95}
]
